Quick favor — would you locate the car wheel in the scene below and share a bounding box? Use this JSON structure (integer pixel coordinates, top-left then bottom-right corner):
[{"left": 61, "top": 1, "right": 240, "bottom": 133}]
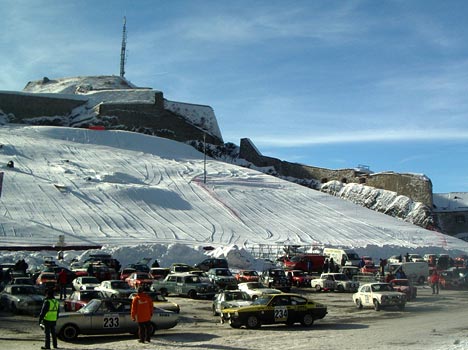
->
[
  {"left": 373, "top": 300, "right": 381, "bottom": 311},
  {"left": 300, "top": 313, "right": 314, "bottom": 327},
  {"left": 229, "top": 319, "right": 242, "bottom": 329},
  {"left": 355, "top": 299, "right": 363, "bottom": 309},
  {"left": 160, "top": 289, "right": 168, "bottom": 297},
  {"left": 59, "top": 324, "right": 79, "bottom": 341},
  {"left": 251, "top": 295, "right": 258, "bottom": 301},
  {"left": 337, "top": 285, "right": 344, "bottom": 292},
  {"left": 212, "top": 306, "right": 218, "bottom": 316},
  {"left": 246, "top": 315, "right": 261, "bottom": 329},
  {"left": 188, "top": 290, "right": 198, "bottom": 299},
  {"left": 10, "top": 302, "right": 18, "bottom": 314},
  {"left": 148, "top": 322, "right": 156, "bottom": 336},
  {"left": 315, "top": 285, "right": 322, "bottom": 292}
]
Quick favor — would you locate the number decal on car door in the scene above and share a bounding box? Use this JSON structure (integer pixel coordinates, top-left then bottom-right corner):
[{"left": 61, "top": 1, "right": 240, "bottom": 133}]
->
[
  {"left": 274, "top": 307, "right": 288, "bottom": 322},
  {"left": 103, "top": 314, "right": 120, "bottom": 328}
]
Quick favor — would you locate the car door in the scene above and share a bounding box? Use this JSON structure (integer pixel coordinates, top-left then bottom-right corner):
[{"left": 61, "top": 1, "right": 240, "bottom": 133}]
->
[
  {"left": 265, "top": 295, "right": 290, "bottom": 324},
  {"left": 361, "top": 285, "right": 372, "bottom": 306}
]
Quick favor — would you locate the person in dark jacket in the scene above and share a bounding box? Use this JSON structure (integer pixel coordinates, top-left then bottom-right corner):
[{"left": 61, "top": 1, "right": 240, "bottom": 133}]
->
[{"left": 38, "top": 289, "right": 60, "bottom": 349}]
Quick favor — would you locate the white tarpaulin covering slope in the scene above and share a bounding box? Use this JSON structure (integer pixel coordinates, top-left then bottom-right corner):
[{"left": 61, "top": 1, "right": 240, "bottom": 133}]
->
[{"left": 0, "top": 125, "right": 466, "bottom": 254}]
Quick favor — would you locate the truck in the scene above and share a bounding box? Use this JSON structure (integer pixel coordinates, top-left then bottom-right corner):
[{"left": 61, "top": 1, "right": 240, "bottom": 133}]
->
[
  {"left": 323, "top": 248, "right": 361, "bottom": 267},
  {"left": 151, "top": 273, "right": 217, "bottom": 299},
  {"left": 280, "top": 254, "right": 325, "bottom": 273},
  {"left": 388, "top": 262, "right": 429, "bottom": 285}
]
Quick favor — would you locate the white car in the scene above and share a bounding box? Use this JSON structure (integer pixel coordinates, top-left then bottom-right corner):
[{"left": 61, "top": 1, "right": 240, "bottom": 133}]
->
[
  {"left": 353, "top": 282, "right": 406, "bottom": 311},
  {"left": 310, "top": 274, "right": 336, "bottom": 291},
  {"left": 321, "top": 273, "right": 359, "bottom": 292},
  {"left": 94, "top": 280, "right": 135, "bottom": 298},
  {"left": 237, "top": 282, "right": 282, "bottom": 300},
  {"left": 72, "top": 276, "right": 101, "bottom": 291}
]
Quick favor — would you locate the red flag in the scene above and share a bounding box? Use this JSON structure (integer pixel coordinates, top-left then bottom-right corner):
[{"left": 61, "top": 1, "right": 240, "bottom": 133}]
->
[{"left": 0, "top": 172, "right": 3, "bottom": 198}]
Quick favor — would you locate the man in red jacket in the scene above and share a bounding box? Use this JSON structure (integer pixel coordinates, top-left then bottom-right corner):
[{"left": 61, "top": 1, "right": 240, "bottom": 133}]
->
[{"left": 131, "top": 286, "right": 154, "bottom": 343}]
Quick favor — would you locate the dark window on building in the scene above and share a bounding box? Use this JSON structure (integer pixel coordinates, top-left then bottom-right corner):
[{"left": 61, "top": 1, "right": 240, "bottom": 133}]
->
[
  {"left": 359, "top": 177, "right": 366, "bottom": 184},
  {"left": 455, "top": 215, "right": 466, "bottom": 224},
  {"left": 341, "top": 178, "right": 347, "bottom": 183}
]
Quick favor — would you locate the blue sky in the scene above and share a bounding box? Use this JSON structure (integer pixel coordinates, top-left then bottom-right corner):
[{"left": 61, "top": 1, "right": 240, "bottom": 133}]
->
[{"left": 1, "top": 0, "right": 467, "bottom": 193}]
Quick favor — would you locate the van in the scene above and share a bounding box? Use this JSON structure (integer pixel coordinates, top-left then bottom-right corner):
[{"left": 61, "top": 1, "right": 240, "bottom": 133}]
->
[
  {"left": 389, "top": 262, "right": 429, "bottom": 284},
  {"left": 193, "top": 258, "right": 228, "bottom": 272},
  {"left": 323, "top": 248, "right": 361, "bottom": 266}
]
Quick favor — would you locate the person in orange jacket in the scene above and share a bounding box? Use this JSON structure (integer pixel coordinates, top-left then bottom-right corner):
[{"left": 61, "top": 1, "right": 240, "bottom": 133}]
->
[{"left": 131, "top": 286, "right": 154, "bottom": 343}]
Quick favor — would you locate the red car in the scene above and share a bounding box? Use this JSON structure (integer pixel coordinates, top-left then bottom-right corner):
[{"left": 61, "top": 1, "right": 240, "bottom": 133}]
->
[
  {"left": 235, "top": 270, "right": 260, "bottom": 282},
  {"left": 389, "top": 279, "right": 417, "bottom": 300},
  {"left": 361, "top": 264, "right": 379, "bottom": 274},
  {"left": 286, "top": 270, "right": 313, "bottom": 287},
  {"left": 125, "top": 272, "right": 153, "bottom": 289},
  {"left": 280, "top": 254, "right": 325, "bottom": 273},
  {"left": 36, "top": 272, "right": 57, "bottom": 291},
  {"left": 64, "top": 290, "right": 104, "bottom": 311}
]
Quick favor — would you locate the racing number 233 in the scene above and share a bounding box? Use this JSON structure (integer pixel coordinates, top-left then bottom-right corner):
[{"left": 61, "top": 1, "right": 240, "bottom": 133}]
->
[
  {"left": 274, "top": 306, "right": 288, "bottom": 321},
  {"left": 103, "top": 314, "right": 120, "bottom": 328}
]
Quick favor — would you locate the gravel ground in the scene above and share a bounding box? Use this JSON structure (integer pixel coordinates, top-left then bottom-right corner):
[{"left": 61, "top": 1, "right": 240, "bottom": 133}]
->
[{"left": 1, "top": 285, "right": 467, "bottom": 350}]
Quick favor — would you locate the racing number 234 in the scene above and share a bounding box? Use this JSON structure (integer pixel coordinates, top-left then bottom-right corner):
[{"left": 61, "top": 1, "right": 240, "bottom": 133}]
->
[
  {"left": 103, "top": 314, "right": 120, "bottom": 328},
  {"left": 274, "top": 307, "right": 288, "bottom": 321}
]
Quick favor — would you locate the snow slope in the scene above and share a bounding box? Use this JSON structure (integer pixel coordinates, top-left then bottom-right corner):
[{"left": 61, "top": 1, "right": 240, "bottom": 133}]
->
[{"left": 0, "top": 125, "right": 466, "bottom": 258}]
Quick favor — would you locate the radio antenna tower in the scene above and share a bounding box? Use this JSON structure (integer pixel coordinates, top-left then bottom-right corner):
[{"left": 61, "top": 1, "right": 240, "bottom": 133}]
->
[{"left": 120, "top": 16, "right": 127, "bottom": 78}]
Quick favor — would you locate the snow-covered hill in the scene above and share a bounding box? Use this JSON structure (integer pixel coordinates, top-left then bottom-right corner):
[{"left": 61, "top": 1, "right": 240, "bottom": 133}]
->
[{"left": 0, "top": 124, "right": 466, "bottom": 264}]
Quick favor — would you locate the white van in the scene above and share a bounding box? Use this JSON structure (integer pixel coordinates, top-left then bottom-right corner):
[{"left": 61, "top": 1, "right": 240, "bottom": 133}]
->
[
  {"left": 389, "top": 262, "right": 429, "bottom": 284},
  {"left": 323, "top": 248, "right": 361, "bottom": 266}
]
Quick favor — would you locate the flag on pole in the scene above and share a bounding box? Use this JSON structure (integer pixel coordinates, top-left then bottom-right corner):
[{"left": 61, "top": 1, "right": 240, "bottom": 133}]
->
[{"left": 0, "top": 172, "right": 4, "bottom": 198}]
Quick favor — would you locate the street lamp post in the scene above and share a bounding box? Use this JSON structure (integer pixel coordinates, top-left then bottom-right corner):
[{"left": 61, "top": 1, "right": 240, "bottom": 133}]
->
[{"left": 203, "top": 132, "right": 207, "bottom": 184}]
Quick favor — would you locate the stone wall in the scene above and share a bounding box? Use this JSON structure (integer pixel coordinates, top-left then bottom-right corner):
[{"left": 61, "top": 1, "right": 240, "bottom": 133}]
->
[
  {"left": 0, "top": 92, "right": 86, "bottom": 119},
  {"left": 435, "top": 212, "right": 468, "bottom": 235},
  {"left": 239, "top": 138, "right": 433, "bottom": 207}
]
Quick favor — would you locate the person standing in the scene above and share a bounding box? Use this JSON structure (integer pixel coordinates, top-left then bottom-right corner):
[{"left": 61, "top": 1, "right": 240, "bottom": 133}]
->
[
  {"left": 430, "top": 270, "right": 440, "bottom": 295},
  {"left": 38, "top": 289, "right": 59, "bottom": 350},
  {"left": 57, "top": 268, "right": 68, "bottom": 300},
  {"left": 131, "top": 287, "right": 154, "bottom": 343}
]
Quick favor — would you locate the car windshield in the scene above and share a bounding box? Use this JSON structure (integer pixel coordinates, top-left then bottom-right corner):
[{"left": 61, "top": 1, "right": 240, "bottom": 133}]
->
[
  {"left": 243, "top": 271, "right": 257, "bottom": 276},
  {"left": 79, "top": 291, "right": 102, "bottom": 299},
  {"left": 81, "top": 277, "right": 99, "bottom": 283},
  {"left": 347, "top": 253, "right": 360, "bottom": 260},
  {"left": 79, "top": 299, "right": 101, "bottom": 314},
  {"left": 12, "top": 286, "right": 37, "bottom": 294},
  {"left": 225, "top": 292, "right": 250, "bottom": 301},
  {"left": 333, "top": 274, "right": 348, "bottom": 281},
  {"left": 247, "top": 282, "right": 263, "bottom": 289},
  {"left": 371, "top": 284, "right": 394, "bottom": 292},
  {"left": 252, "top": 295, "right": 273, "bottom": 306},
  {"left": 111, "top": 281, "right": 130, "bottom": 289},
  {"left": 216, "top": 269, "right": 231, "bottom": 276}
]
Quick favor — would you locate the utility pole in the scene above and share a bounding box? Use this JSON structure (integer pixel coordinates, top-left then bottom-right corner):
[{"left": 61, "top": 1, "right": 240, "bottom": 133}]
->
[
  {"left": 120, "top": 16, "right": 127, "bottom": 78},
  {"left": 203, "top": 132, "right": 207, "bottom": 184}
]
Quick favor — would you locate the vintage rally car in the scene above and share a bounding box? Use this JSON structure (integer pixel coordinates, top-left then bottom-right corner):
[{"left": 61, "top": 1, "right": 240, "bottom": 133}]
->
[
  {"left": 237, "top": 282, "right": 282, "bottom": 300},
  {"left": 353, "top": 282, "right": 406, "bottom": 311},
  {"left": 322, "top": 273, "right": 359, "bottom": 292},
  {"left": 207, "top": 268, "right": 238, "bottom": 290},
  {"left": 94, "top": 280, "right": 135, "bottom": 298},
  {"left": 235, "top": 270, "right": 260, "bottom": 282},
  {"left": 152, "top": 272, "right": 217, "bottom": 299},
  {"left": 56, "top": 298, "right": 178, "bottom": 341},
  {"left": 212, "top": 289, "right": 252, "bottom": 316},
  {"left": 259, "top": 268, "right": 291, "bottom": 291},
  {"left": 221, "top": 293, "right": 327, "bottom": 329},
  {"left": 0, "top": 284, "right": 44, "bottom": 315},
  {"left": 286, "top": 270, "right": 313, "bottom": 287},
  {"left": 310, "top": 274, "right": 336, "bottom": 292},
  {"left": 72, "top": 276, "right": 101, "bottom": 291}
]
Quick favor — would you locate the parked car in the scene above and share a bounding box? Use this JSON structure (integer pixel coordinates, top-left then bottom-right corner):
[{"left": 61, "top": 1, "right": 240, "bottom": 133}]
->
[
  {"left": 149, "top": 267, "right": 170, "bottom": 280},
  {"left": 0, "top": 284, "right": 44, "bottom": 315},
  {"left": 152, "top": 273, "right": 217, "bottom": 299},
  {"left": 94, "top": 280, "right": 135, "bottom": 298},
  {"left": 125, "top": 272, "right": 153, "bottom": 289},
  {"left": 221, "top": 293, "right": 327, "bottom": 329},
  {"left": 64, "top": 290, "right": 105, "bottom": 312},
  {"left": 279, "top": 254, "right": 325, "bottom": 273},
  {"left": 353, "top": 282, "right": 406, "bottom": 311},
  {"left": 259, "top": 268, "right": 291, "bottom": 291},
  {"left": 389, "top": 279, "right": 417, "bottom": 300},
  {"left": 169, "top": 263, "right": 193, "bottom": 274},
  {"left": 129, "top": 291, "right": 180, "bottom": 313},
  {"left": 8, "top": 276, "right": 36, "bottom": 287},
  {"left": 207, "top": 268, "right": 238, "bottom": 290},
  {"left": 310, "top": 274, "right": 336, "bottom": 292},
  {"left": 439, "top": 267, "right": 468, "bottom": 289},
  {"left": 237, "top": 282, "right": 282, "bottom": 300},
  {"left": 56, "top": 298, "right": 178, "bottom": 341},
  {"left": 286, "top": 270, "right": 313, "bottom": 287},
  {"left": 194, "top": 258, "right": 228, "bottom": 272},
  {"left": 235, "top": 270, "right": 260, "bottom": 282},
  {"left": 72, "top": 276, "right": 101, "bottom": 291},
  {"left": 36, "top": 272, "right": 57, "bottom": 291},
  {"left": 212, "top": 290, "right": 252, "bottom": 316},
  {"left": 321, "top": 273, "right": 359, "bottom": 292},
  {"left": 119, "top": 267, "right": 136, "bottom": 281}
]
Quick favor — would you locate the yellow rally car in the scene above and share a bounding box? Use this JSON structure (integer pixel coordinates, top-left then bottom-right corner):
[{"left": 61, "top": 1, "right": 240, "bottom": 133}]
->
[{"left": 221, "top": 293, "right": 327, "bottom": 329}]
